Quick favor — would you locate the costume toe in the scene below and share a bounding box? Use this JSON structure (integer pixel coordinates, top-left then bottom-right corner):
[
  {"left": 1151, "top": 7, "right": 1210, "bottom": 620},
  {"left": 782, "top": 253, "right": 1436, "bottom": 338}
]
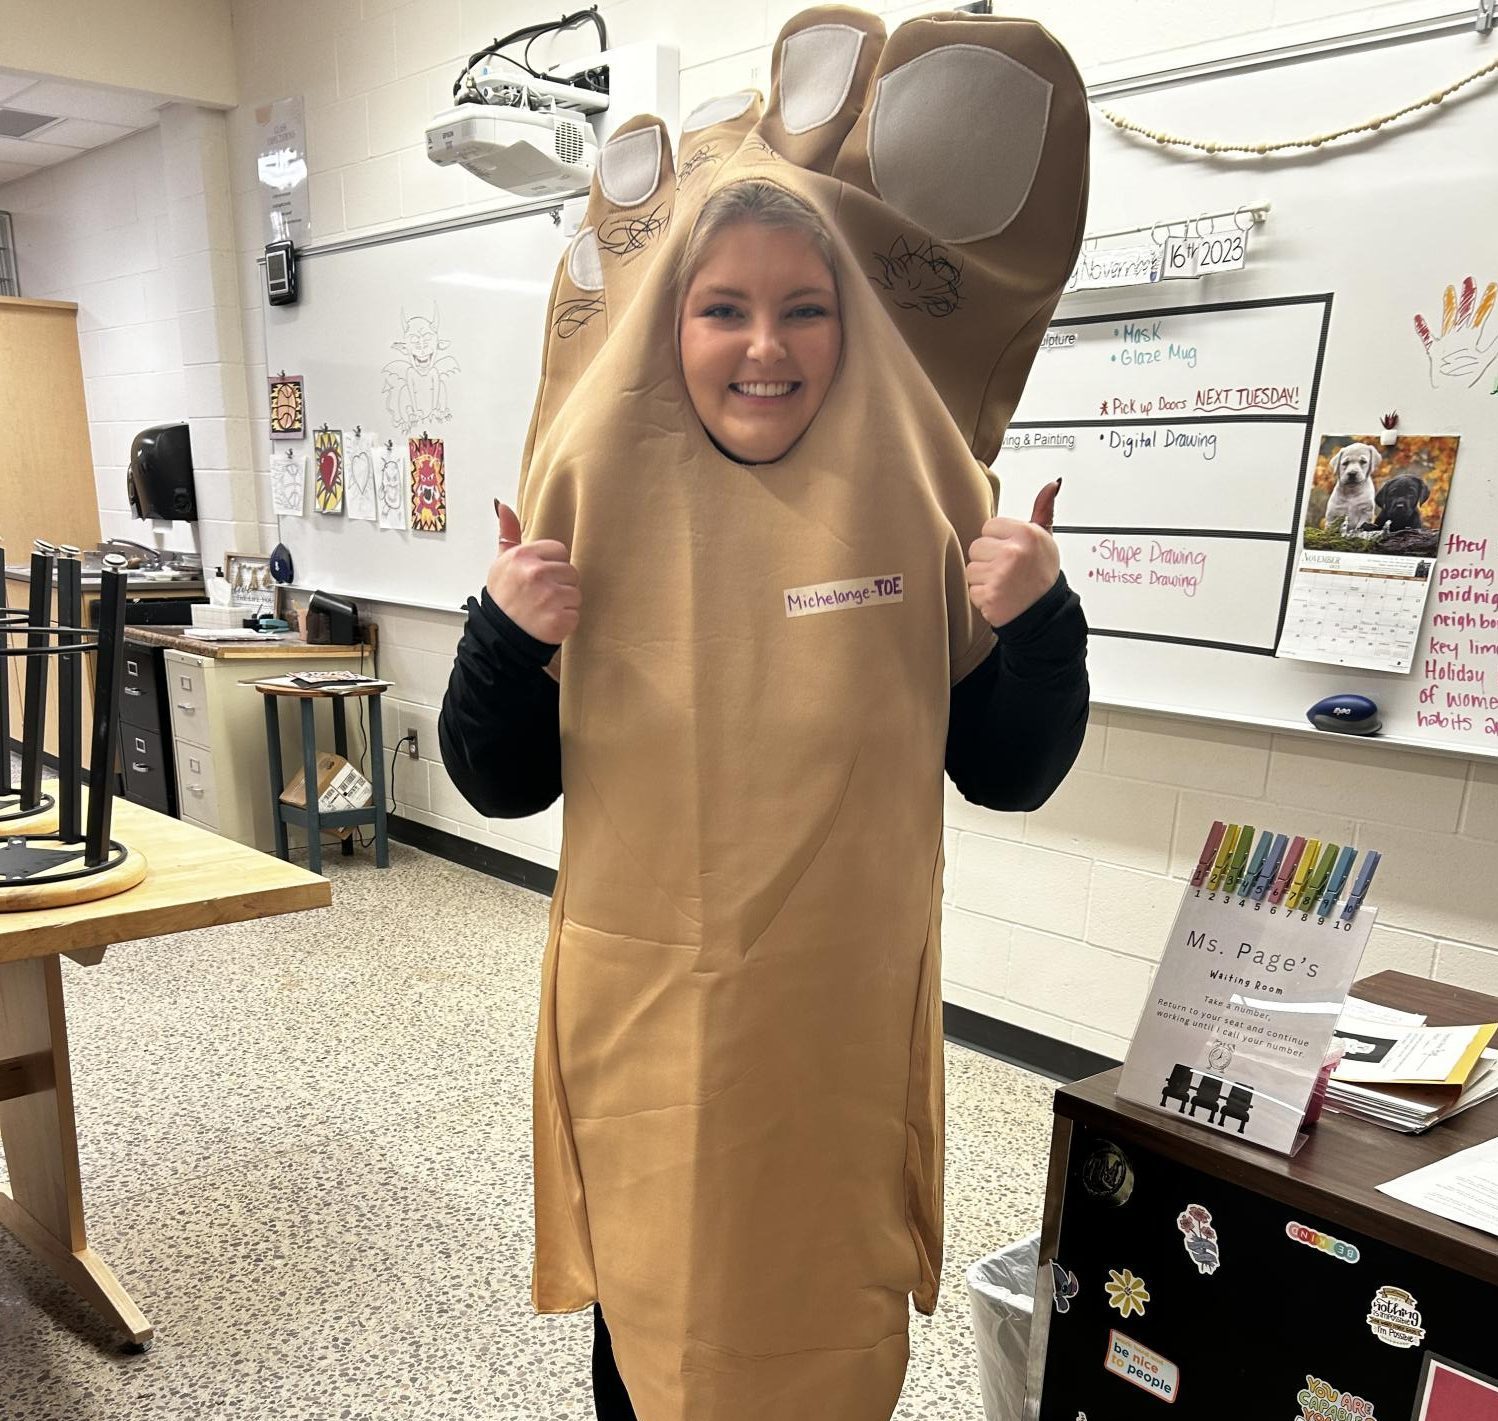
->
[
  {"left": 676, "top": 90, "right": 765, "bottom": 196},
  {"left": 519, "top": 114, "right": 678, "bottom": 502},
  {"left": 758, "top": 5, "right": 886, "bottom": 173},
  {"left": 832, "top": 12, "right": 1089, "bottom": 461}
]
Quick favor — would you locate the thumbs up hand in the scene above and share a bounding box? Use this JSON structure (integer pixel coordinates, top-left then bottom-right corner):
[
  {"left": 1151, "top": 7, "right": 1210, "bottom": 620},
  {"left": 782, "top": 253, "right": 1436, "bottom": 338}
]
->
[
  {"left": 486, "top": 500, "right": 581, "bottom": 644},
  {"left": 965, "top": 479, "right": 1063, "bottom": 629}
]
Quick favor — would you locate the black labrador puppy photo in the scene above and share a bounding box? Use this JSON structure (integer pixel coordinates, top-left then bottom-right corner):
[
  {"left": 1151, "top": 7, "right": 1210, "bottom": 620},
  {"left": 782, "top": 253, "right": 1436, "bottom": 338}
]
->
[{"left": 1372, "top": 472, "right": 1430, "bottom": 531}]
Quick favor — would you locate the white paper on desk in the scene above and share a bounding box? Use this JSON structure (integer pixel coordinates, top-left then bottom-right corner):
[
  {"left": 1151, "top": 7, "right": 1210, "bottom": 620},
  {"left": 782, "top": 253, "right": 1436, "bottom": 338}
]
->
[
  {"left": 187, "top": 629, "right": 295, "bottom": 642},
  {"left": 1340, "top": 996, "right": 1426, "bottom": 1028},
  {"left": 1334, "top": 1023, "right": 1497, "bottom": 1084},
  {"left": 1378, "top": 1136, "right": 1498, "bottom": 1237}
]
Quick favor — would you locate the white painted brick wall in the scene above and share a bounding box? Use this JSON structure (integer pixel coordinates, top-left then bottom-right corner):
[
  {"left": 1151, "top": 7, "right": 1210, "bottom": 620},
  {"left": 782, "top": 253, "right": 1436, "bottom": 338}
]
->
[
  {"left": 10, "top": 0, "right": 1490, "bottom": 1060},
  {"left": 214, "top": 0, "right": 1497, "bottom": 1051}
]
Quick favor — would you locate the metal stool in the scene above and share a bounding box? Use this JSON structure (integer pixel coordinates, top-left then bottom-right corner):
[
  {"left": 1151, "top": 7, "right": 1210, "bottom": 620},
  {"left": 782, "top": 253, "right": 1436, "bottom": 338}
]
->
[{"left": 257, "top": 681, "right": 389, "bottom": 874}]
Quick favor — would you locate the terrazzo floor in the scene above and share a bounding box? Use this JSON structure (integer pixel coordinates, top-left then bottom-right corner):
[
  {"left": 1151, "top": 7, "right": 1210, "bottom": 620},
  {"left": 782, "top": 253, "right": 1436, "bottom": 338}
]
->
[{"left": 0, "top": 838, "right": 1058, "bottom": 1420}]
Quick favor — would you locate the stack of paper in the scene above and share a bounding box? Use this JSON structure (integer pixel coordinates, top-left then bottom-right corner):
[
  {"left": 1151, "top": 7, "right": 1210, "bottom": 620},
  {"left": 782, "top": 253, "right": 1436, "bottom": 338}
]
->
[{"left": 1326, "top": 1014, "right": 1498, "bottom": 1133}]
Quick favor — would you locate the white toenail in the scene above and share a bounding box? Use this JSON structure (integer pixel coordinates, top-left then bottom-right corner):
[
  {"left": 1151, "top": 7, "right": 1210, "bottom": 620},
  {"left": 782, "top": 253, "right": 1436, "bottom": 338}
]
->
[
  {"left": 599, "top": 126, "right": 663, "bottom": 207},
  {"left": 682, "top": 91, "right": 757, "bottom": 134},
  {"left": 868, "top": 44, "right": 1052, "bottom": 243},
  {"left": 780, "top": 24, "right": 865, "bottom": 135},
  {"left": 567, "top": 228, "right": 604, "bottom": 290}
]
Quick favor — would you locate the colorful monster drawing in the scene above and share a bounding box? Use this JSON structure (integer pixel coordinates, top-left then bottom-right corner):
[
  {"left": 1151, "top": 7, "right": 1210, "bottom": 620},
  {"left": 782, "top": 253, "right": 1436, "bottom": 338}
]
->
[
  {"left": 409, "top": 435, "right": 445, "bottom": 532},
  {"left": 313, "top": 428, "right": 344, "bottom": 514},
  {"left": 382, "top": 306, "right": 460, "bottom": 432}
]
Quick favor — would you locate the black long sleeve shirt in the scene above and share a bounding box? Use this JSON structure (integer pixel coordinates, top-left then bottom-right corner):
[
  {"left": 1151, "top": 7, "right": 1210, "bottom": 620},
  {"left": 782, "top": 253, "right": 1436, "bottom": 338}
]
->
[{"left": 439, "top": 573, "right": 1089, "bottom": 821}]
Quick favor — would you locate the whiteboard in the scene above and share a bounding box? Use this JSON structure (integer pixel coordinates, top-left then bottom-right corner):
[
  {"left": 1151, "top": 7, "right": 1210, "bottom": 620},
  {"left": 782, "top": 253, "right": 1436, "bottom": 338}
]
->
[
  {"left": 262, "top": 207, "right": 569, "bottom": 612},
  {"left": 999, "top": 27, "right": 1498, "bottom": 759}
]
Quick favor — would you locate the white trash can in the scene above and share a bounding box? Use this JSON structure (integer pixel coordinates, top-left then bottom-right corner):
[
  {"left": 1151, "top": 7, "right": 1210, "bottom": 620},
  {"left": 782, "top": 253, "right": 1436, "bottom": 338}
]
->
[{"left": 965, "top": 1233, "right": 1040, "bottom": 1421}]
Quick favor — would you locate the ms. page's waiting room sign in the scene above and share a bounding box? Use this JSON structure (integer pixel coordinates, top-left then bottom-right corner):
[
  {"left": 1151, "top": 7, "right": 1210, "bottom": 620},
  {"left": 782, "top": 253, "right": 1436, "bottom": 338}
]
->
[{"left": 1116, "top": 877, "right": 1374, "bottom": 1153}]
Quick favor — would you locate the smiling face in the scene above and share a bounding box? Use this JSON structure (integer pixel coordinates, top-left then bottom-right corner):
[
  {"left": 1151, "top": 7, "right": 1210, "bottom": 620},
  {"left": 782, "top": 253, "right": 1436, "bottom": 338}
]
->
[{"left": 678, "top": 221, "right": 842, "bottom": 464}]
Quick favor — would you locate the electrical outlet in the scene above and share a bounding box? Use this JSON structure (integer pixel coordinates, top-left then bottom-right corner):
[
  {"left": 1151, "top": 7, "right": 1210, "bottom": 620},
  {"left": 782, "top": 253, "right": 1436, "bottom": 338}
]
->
[{"left": 406, "top": 730, "right": 420, "bottom": 759}]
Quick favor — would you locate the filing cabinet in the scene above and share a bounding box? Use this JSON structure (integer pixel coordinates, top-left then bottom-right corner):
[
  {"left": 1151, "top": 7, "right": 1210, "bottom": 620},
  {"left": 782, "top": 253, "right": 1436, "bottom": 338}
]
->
[{"left": 118, "top": 643, "right": 176, "bottom": 815}]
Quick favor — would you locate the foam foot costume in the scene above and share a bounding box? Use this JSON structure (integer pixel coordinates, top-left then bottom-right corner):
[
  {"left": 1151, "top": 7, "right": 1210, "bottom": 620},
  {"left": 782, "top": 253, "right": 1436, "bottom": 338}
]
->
[{"left": 516, "top": 9, "right": 1087, "bottom": 1417}]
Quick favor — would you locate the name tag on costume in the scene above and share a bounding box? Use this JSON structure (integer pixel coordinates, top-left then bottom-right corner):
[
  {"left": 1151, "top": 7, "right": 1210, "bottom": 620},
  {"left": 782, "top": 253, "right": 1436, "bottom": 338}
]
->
[{"left": 784, "top": 574, "right": 904, "bottom": 618}]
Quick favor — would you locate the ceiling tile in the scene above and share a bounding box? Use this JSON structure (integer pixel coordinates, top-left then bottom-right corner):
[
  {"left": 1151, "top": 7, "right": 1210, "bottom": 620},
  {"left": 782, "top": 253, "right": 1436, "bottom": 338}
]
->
[
  {"left": 0, "top": 72, "right": 38, "bottom": 104},
  {"left": 9, "top": 78, "right": 160, "bottom": 129},
  {"left": 39, "top": 116, "right": 139, "bottom": 149},
  {"left": 0, "top": 135, "right": 82, "bottom": 167}
]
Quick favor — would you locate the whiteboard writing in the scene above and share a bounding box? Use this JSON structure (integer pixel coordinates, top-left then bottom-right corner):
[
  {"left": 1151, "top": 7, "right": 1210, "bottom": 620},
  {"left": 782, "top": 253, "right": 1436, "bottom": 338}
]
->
[
  {"left": 1417, "top": 534, "right": 1498, "bottom": 741},
  {"left": 1002, "top": 295, "right": 1332, "bottom": 652}
]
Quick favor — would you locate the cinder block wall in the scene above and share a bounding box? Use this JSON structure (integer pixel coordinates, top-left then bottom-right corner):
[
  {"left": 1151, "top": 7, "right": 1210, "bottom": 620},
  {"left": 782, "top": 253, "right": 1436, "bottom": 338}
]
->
[{"left": 9, "top": 0, "right": 1486, "bottom": 1053}]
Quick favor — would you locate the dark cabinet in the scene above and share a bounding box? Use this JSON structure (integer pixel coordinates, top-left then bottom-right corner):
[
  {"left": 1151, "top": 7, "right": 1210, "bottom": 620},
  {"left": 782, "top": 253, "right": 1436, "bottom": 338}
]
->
[{"left": 118, "top": 642, "right": 176, "bottom": 816}]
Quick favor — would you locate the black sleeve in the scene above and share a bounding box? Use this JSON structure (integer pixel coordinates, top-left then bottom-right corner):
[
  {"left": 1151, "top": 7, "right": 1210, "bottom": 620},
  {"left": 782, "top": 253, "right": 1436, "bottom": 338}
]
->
[
  {"left": 438, "top": 588, "right": 562, "bottom": 818},
  {"left": 945, "top": 572, "right": 1089, "bottom": 812}
]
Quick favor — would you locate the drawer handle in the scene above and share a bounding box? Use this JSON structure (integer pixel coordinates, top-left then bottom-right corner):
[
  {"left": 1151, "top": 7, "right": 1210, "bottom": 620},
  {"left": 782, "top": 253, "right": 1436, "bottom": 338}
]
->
[
  {"left": 188, "top": 784, "right": 204, "bottom": 795},
  {"left": 176, "top": 702, "right": 196, "bottom": 712},
  {"left": 124, "top": 686, "right": 143, "bottom": 697},
  {"left": 131, "top": 761, "right": 149, "bottom": 773}
]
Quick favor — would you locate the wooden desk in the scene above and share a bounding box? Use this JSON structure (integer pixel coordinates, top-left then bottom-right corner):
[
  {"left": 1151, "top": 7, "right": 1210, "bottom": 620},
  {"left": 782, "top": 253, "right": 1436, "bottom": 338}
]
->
[
  {"left": 0, "top": 799, "right": 330, "bottom": 1347},
  {"left": 1031, "top": 971, "right": 1498, "bottom": 1418}
]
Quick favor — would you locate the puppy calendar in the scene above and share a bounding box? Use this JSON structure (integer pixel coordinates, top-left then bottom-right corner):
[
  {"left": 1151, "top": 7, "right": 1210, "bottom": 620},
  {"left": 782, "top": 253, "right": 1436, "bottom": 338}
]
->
[{"left": 1278, "top": 433, "right": 1461, "bottom": 672}]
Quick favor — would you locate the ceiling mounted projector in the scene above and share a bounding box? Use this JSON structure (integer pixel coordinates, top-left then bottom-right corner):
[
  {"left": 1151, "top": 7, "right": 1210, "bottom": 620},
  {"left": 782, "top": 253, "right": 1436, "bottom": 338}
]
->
[{"left": 426, "top": 101, "right": 598, "bottom": 198}]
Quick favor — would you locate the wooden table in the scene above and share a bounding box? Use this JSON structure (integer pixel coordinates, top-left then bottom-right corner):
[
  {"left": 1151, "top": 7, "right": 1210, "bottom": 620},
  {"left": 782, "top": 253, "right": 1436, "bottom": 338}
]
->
[
  {"left": 1031, "top": 971, "right": 1498, "bottom": 1418},
  {"left": 0, "top": 799, "right": 330, "bottom": 1348}
]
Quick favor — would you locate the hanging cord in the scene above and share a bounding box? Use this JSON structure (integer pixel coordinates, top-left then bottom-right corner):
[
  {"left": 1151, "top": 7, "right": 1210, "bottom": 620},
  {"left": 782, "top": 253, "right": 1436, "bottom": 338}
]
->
[
  {"left": 452, "top": 6, "right": 609, "bottom": 104},
  {"left": 1098, "top": 51, "right": 1498, "bottom": 155}
]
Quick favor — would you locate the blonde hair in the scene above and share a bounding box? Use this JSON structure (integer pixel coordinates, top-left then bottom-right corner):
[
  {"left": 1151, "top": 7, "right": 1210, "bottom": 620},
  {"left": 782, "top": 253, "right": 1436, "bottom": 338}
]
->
[{"left": 676, "top": 180, "right": 836, "bottom": 304}]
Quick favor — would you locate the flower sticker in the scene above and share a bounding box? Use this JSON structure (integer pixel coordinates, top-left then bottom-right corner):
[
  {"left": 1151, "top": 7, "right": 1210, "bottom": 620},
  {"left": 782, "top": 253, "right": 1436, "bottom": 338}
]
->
[
  {"left": 1178, "top": 1203, "right": 1221, "bottom": 1275},
  {"left": 1104, "top": 1268, "right": 1150, "bottom": 1320}
]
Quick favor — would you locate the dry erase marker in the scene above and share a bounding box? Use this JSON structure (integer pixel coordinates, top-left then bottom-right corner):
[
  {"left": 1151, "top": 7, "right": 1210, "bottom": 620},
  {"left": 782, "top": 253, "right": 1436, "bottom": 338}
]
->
[
  {"left": 1191, "top": 821, "right": 1227, "bottom": 888},
  {"left": 1237, "top": 829, "right": 1272, "bottom": 899},
  {"left": 1318, "top": 844, "right": 1358, "bottom": 919},
  {"left": 1207, "top": 824, "right": 1240, "bottom": 892},
  {"left": 1251, "top": 833, "right": 1289, "bottom": 902},
  {"left": 1222, "top": 823, "right": 1255, "bottom": 896},
  {"left": 1340, "top": 850, "right": 1382, "bottom": 921},
  {"left": 1269, "top": 835, "right": 1306, "bottom": 906},
  {"left": 1301, "top": 842, "right": 1339, "bottom": 915},
  {"left": 1286, "top": 838, "right": 1322, "bottom": 912}
]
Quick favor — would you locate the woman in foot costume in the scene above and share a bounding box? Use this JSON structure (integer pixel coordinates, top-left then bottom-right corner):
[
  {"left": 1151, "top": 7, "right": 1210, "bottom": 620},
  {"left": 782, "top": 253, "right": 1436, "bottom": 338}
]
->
[{"left": 441, "top": 8, "right": 1089, "bottom": 1417}]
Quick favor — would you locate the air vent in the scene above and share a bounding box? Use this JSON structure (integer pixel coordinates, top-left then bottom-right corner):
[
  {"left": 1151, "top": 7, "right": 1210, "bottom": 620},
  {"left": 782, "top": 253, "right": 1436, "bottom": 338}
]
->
[
  {"left": 554, "top": 120, "right": 585, "bottom": 167},
  {"left": 0, "top": 108, "right": 61, "bottom": 139}
]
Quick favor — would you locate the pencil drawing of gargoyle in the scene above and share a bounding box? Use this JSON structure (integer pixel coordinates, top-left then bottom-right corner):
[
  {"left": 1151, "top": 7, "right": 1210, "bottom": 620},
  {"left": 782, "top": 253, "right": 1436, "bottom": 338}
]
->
[
  {"left": 382, "top": 304, "right": 460, "bottom": 432},
  {"left": 870, "top": 235, "right": 964, "bottom": 318}
]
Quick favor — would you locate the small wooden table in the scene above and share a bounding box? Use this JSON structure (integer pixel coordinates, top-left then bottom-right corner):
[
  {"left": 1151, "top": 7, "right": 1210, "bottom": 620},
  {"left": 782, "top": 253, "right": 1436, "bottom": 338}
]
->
[
  {"left": 1031, "top": 971, "right": 1498, "bottom": 1418},
  {"left": 0, "top": 799, "right": 329, "bottom": 1348},
  {"left": 255, "top": 681, "right": 389, "bottom": 875}
]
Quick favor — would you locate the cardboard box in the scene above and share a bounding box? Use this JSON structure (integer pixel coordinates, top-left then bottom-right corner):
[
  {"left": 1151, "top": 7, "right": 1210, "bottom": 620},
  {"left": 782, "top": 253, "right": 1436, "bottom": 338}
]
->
[{"left": 280, "top": 753, "right": 373, "bottom": 834}]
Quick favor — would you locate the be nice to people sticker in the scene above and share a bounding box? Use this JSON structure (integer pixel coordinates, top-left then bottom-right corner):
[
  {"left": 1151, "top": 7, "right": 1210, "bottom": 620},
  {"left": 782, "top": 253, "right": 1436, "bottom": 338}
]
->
[{"left": 1104, "top": 1330, "right": 1178, "bottom": 1403}]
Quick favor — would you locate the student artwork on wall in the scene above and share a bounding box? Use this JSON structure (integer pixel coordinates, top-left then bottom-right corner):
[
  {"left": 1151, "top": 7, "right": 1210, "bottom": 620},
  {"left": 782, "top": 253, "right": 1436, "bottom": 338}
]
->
[
  {"left": 271, "top": 445, "right": 306, "bottom": 516},
  {"left": 313, "top": 427, "right": 345, "bottom": 514},
  {"left": 382, "top": 306, "right": 459, "bottom": 433},
  {"left": 377, "top": 439, "right": 406, "bottom": 530},
  {"left": 268, "top": 374, "right": 305, "bottom": 438},
  {"left": 409, "top": 434, "right": 446, "bottom": 533},
  {"left": 344, "top": 429, "right": 378, "bottom": 522}
]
